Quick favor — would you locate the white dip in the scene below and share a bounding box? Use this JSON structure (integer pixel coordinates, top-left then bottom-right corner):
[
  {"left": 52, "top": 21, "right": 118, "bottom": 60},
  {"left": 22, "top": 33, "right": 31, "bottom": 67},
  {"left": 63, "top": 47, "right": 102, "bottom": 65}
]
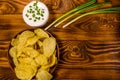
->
[{"left": 23, "top": 1, "right": 49, "bottom": 27}]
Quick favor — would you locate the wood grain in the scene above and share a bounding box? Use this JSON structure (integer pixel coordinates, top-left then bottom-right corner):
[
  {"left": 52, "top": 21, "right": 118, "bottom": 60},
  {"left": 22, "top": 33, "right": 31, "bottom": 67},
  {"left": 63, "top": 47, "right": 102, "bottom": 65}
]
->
[
  {"left": 0, "top": 0, "right": 120, "bottom": 80},
  {"left": 58, "top": 41, "right": 120, "bottom": 68}
]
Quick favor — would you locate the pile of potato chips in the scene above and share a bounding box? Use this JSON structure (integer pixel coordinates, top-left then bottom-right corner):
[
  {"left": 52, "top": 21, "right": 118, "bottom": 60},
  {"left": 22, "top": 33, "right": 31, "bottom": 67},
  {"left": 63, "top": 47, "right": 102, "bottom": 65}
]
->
[{"left": 9, "top": 28, "right": 58, "bottom": 80}]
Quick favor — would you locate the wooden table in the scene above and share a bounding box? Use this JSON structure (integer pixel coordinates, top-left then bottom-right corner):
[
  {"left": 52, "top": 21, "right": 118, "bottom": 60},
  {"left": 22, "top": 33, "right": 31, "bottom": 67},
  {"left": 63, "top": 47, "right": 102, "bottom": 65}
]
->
[{"left": 0, "top": 0, "right": 120, "bottom": 80}]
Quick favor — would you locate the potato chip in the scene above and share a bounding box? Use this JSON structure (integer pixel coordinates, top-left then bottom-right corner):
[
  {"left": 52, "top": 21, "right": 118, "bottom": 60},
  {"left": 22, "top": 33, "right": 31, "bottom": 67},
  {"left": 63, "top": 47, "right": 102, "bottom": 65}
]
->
[
  {"left": 23, "top": 47, "right": 39, "bottom": 58},
  {"left": 18, "top": 53, "right": 26, "bottom": 58},
  {"left": 39, "top": 66, "right": 50, "bottom": 72},
  {"left": 18, "top": 57, "right": 37, "bottom": 66},
  {"left": 11, "top": 39, "right": 16, "bottom": 46},
  {"left": 9, "top": 47, "right": 19, "bottom": 66},
  {"left": 13, "top": 57, "right": 19, "bottom": 66},
  {"left": 19, "top": 30, "right": 35, "bottom": 39},
  {"left": 16, "top": 48, "right": 23, "bottom": 58},
  {"left": 18, "top": 37, "right": 27, "bottom": 48},
  {"left": 35, "top": 54, "right": 48, "bottom": 66},
  {"left": 9, "top": 47, "right": 17, "bottom": 58},
  {"left": 36, "top": 70, "right": 53, "bottom": 80},
  {"left": 34, "top": 28, "right": 49, "bottom": 39},
  {"left": 43, "top": 37, "right": 56, "bottom": 57},
  {"left": 15, "top": 30, "right": 34, "bottom": 47},
  {"left": 11, "top": 39, "right": 18, "bottom": 47},
  {"left": 26, "top": 36, "right": 39, "bottom": 46},
  {"left": 18, "top": 30, "right": 35, "bottom": 47},
  {"left": 40, "top": 54, "right": 57, "bottom": 69},
  {"left": 49, "top": 54, "right": 57, "bottom": 67},
  {"left": 11, "top": 35, "right": 20, "bottom": 46},
  {"left": 33, "top": 40, "right": 43, "bottom": 51},
  {"left": 36, "top": 48, "right": 43, "bottom": 55},
  {"left": 15, "top": 64, "right": 37, "bottom": 80}
]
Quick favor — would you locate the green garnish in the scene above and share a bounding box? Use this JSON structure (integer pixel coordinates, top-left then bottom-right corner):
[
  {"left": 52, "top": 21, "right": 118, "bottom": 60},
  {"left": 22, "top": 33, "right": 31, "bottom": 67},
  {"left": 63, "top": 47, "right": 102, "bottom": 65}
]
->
[
  {"left": 33, "top": 2, "right": 37, "bottom": 6},
  {"left": 36, "top": 6, "right": 38, "bottom": 10},
  {"left": 32, "top": 11, "right": 35, "bottom": 13},
  {"left": 29, "top": 10, "right": 32, "bottom": 13},
  {"left": 44, "top": 0, "right": 120, "bottom": 30},
  {"left": 32, "top": 14, "right": 35, "bottom": 17},
  {"left": 41, "top": 14, "right": 44, "bottom": 17},
  {"left": 29, "top": 18, "right": 32, "bottom": 20},
  {"left": 30, "top": 8, "right": 32, "bottom": 11},
  {"left": 25, "top": 1, "right": 45, "bottom": 22},
  {"left": 27, "top": 10, "right": 30, "bottom": 13},
  {"left": 41, "top": 10, "right": 45, "bottom": 13},
  {"left": 37, "top": 12, "right": 40, "bottom": 15},
  {"left": 34, "top": 19, "right": 37, "bottom": 22},
  {"left": 42, "top": 11, "right": 44, "bottom": 13},
  {"left": 38, "top": 17, "right": 40, "bottom": 20},
  {"left": 25, "top": 14, "right": 29, "bottom": 17},
  {"left": 29, "top": 5, "right": 32, "bottom": 8}
]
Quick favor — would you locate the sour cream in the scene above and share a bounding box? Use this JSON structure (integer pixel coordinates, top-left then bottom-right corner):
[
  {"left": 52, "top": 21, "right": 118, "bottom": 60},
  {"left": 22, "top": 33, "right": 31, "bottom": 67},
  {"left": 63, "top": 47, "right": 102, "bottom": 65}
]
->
[{"left": 23, "top": 1, "right": 49, "bottom": 27}]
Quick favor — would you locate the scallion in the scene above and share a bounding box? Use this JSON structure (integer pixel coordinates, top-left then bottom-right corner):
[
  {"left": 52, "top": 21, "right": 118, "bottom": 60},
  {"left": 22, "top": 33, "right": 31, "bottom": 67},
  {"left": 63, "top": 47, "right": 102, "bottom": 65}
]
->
[
  {"left": 44, "top": 0, "right": 96, "bottom": 30},
  {"left": 54, "top": 2, "right": 111, "bottom": 27},
  {"left": 63, "top": 7, "right": 120, "bottom": 28},
  {"left": 44, "top": 0, "right": 120, "bottom": 30}
]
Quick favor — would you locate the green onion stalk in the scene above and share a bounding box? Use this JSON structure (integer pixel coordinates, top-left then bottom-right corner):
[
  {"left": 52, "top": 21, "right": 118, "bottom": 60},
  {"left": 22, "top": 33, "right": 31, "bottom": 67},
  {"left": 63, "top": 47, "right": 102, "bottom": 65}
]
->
[
  {"left": 44, "top": 0, "right": 96, "bottom": 30},
  {"left": 54, "top": 2, "right": 111, "bottom": 27},
  {"left": 44, "top": 0, "right": 120, "bottom": 30},
  {"left": 63, "top": 7, "right": 120, "bottom": 28}
]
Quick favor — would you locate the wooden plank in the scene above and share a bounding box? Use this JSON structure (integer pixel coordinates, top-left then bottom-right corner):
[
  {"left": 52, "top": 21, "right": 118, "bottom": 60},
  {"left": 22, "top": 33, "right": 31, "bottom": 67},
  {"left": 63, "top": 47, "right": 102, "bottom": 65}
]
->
[
  {"left": 0, "top": 0, "right": 82, "bottom": 14},
  {"left": 58, "top": 41, "right": 120, "bottom": 69},
  {"left": 1, "top": 40, "right": 120, "bottom": 68},
  {"left": 0, "top": 67, "right": 17, "bottom": 80},
  {"left": 1, "top": 0, "right": 118, "bottom": 14},
  {"left": 0, "top": 13, "right": 120, "bottom": 40},
  {"left": 53, "top": 68, "right": 120, "bottom": 80},
  {"left": 0, "top": 41, "right": 120, "bottom": 80}
]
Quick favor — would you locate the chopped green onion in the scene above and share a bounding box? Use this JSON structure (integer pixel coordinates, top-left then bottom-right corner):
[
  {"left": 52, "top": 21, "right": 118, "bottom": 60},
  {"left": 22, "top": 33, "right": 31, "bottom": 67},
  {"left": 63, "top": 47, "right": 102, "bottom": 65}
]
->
[
  {"left": 30, "top": 8, "right": 32, "bottom": 11},
  {"left": 36, "top": 6, "right": 39, "bottom": 10},
  {"left": 38, "top": 17, "right": 40, "bottom": 20},
  {"left": 42, "top": 11, "right": 45, "bottom": 13},
  {"left": 29, "top": 10, "right": 32, "bottom": 13},
  {"left": 44, "top": 0, "right": 96, "bottom": 30},
  {"left": 29, "top": 18, "right": 32, "bottom": 20},
  {"left": 34, "top": 19, "right": 37, "bottom": 22},
  {"left": 32, "top": 11, "right": 35, "bottom": 13},
  {"left": 54, "top": 2, "right": 111, "bottom": 27},
  {"left": 32, "top": 14, "right": 35, "bottom": 17},
  {"left": 63, "top": 7, "right": 120, "bottom": 28},
  {"left": 37, "top": 12, "right": 40, "bottom": 15},
  {"left": 25, "top": 0, "right": 45, "bottom": 22},
  {"left": 25, "top": 14, "right": 29, "bottom": 17},
  {"left": 29, "top": 5, "right": 32, "bottom": 8},
  {"left": 27, "top": 10, "right": 30, "bottom": 13},
  {"left": 33, "top": 2, "right": 37, "bottom": 6},
  {"left": 41, "top": 14, "right": 44, "bottom": 17}
]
